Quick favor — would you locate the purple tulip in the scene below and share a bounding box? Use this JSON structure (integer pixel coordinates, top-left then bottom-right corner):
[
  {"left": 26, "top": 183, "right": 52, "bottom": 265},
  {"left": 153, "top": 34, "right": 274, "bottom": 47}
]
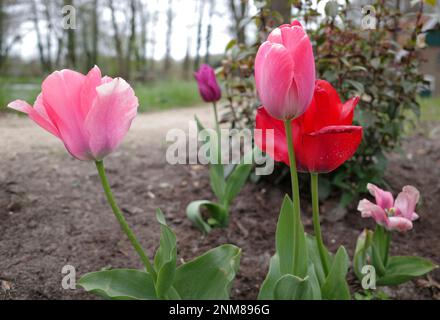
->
[{"left": 194, "top": 64, "right": 221, "bottom": 103}]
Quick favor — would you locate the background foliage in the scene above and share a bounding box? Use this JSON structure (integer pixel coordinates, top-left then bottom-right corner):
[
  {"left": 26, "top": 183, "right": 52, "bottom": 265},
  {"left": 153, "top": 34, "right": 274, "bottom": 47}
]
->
[{"left": 220, "top": 0, "right": 427, "bottom": 207}]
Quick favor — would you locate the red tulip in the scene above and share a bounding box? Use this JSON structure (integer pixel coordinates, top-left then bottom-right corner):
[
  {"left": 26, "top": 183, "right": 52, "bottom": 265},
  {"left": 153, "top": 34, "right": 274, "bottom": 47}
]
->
[
  {"left": 255, "top": 80, "right": 362, "bottom": 173},
  {"left": 254, "top": 20, "right": 315, "bottom": 120}
]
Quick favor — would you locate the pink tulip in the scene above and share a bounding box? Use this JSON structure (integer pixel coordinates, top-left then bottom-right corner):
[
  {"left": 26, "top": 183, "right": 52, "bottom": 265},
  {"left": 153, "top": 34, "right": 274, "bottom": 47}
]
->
[
  {"left": 357, "top": 183, "right": 420, "bottom": 232},
  {"left": 194, "top": 64, "right": 221, "bottom": 103},
  {"left": 254, "top": 20, "right": 315, "bottom": 120},
  {"left": 8, "top": 66, "right": 138, "bottom": 161}
]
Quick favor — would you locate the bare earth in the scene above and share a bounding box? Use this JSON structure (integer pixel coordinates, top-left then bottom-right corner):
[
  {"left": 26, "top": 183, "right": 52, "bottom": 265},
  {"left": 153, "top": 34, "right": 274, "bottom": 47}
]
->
[{"left": 0, "top": 107, "right": 439, "bottom": 300}]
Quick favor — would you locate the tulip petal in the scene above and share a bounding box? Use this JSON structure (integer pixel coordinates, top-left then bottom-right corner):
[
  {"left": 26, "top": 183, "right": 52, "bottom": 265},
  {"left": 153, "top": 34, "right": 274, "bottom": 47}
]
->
[
  {"left": 297, "top": 125, "right": 362, "bottom": 173},
  {"left": 394, "top": 185, "right": 420, "bottom": 220},
  {"left": 300, "top": 80, "right": 344, "bottom": 133},
  {"left": 41, "top": 69, "right": 92, "bottom": 160},
  {"left": 255, "top": 42, "right": 297, "bottom": 119},
  {"left": 85, "top": 78, "right": 138, "bottom": 160},
  {"left": 80, "top": 65, "right": 102, "bottom": 120},
  {"left": 340, "top": 96, "right": 359, "bottom": 124},
  {"left": 387, "top": 216, "right": 413, "bottom": 232},
  {"left": 281, "top": 26, "right": 315, "bottom": 116},
  {"left": 358, "top": 199, "right": 389, "bottom": 226},
  {"left": 254, "top": 107, "right": 290, "bottom": 166},
  {"left": 367, "top": 183, "right": 394, "bottom": 210},
  {"left": 8, "top": 97, "right": 60, "bottom": 138}
]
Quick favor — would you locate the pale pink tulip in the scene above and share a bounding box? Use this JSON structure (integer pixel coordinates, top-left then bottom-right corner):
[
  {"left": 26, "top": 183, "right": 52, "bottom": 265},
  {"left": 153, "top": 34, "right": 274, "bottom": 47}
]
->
[
  {"left": 357, "top": 183, "right": 420, "bottom": 232},
  {"left": 8, "top": 66, "right": 138, "bottom": 161},
  {"left": 254, "top": 20, "right": 315, "bottom": 120}
]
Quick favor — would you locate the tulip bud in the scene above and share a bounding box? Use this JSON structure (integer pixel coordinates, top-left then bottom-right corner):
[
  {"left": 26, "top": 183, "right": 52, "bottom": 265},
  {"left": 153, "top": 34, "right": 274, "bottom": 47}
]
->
[
  {"left": 194, "top": 64, "right": 222, "bottom": 103},
  {"left": 254, "top": 20, "right": 316, "bottom": 120}
]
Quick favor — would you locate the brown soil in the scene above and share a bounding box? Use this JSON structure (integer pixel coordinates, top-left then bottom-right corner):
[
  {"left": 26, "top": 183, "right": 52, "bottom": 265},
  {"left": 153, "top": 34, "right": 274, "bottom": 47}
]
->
[{"left": 0, "top": 108, "right": 439, "bottom": 300}]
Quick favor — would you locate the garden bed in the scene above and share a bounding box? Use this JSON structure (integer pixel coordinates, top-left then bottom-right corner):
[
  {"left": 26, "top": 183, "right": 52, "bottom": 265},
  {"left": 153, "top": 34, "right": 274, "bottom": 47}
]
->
[{"left": 0, "top": 112, "right": 439, "bottom": 300}]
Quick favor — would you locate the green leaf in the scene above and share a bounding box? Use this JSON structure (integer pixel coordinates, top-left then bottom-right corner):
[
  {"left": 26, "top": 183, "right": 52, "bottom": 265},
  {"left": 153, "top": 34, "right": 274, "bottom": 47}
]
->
[
  {"left": 153, "top": 209, "right": 177, "bottom": 298},
  {"left": 173, "top": 244, "right": 241, "bottom": 299},
  {"left": 78, "top": 269, "right": 157, "bottom": 300},
  {"left": 377, "top": 256, "right": 438, "bottom": 286},
  {"left": 353, "top": 229, "right": 373, "bottom": 280},
  {"left": 258, "top": 254, "right": 282, "bottom": 300},
  {"left": 194, "top": 115, "right": 206, "bottom": 132},
  {"left": 223, "top": 163, "right": 252, "bottom": 206},
  {"left": 321, "top": 246, "right": 351, "bottom": 300},
  {"left": 274, "top": 274, "right": 312, "bottom": 300},
  {"left": 306, "top": 235, "right": 331, "bottom": 286},
  {"left": 186, "top": 200, "right": 228, "bottom": 233},
  {"left": 209, "top": 164, "right": 226, "bottom": 200},
  {"left": 425, "top": 0, "right": 436, "bottom": 7},
  {"left": 276, "top": 195, "right": 308, "bottom": 277}
]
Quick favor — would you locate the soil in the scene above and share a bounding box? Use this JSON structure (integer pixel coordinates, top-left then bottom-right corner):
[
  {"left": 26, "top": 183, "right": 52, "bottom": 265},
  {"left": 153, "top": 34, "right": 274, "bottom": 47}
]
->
[{"left": 0, "top": 107, "right": 439, "bottom": 300}]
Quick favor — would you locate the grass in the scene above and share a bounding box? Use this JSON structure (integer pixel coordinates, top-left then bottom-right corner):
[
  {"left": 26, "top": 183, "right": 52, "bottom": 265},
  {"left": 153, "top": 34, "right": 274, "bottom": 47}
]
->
[
  {"left": 418, "top": 96, "right": 440, "bottom": 122},
  {"left": 0, "top": 77, "right": 201, "bottom": 113}
]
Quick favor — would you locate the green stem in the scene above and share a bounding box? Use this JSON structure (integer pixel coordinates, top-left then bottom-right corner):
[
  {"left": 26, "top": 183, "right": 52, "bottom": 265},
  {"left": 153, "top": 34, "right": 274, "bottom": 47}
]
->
[
  {"left": 212, "top": 102, "right": 222, "bottom": 165},
  {"left": 284, "top": 119, "right": 302, "bottom": 275},
  {"left": 383, "top": 228, "right": 391, "bottom": 266},
  {"left": 311, "top": 173, "right": 330, "bottom": 276},
  {"left": 95, "top": 160, "right": 156, "bottom": 277}
]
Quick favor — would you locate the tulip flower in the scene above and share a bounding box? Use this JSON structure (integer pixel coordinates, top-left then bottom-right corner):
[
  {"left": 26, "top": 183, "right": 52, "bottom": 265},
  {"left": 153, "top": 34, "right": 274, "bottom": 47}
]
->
[
  {"left": 194, "top": 64, "right": 221, "bottom": 103},
  {"left": 358, "top": 183, "right": 420, "bottom": 232},
  {"left": 8, "top": 66, "right": 138, "bottom": 161},
  {"left": 8, "top": 66, "right": 154, "bottom": 275},
  {"left": 255, "top": 79, "right": 362, "bottom": 173},
  {"left": 255, "top": 79, "right": 362, "bottom": 277},
  {"left": 254, "top": 20, "right": 315, "bottom": 120}
]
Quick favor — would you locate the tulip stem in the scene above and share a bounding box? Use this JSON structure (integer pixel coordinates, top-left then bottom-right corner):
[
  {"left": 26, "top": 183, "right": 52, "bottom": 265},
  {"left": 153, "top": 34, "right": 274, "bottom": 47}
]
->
[
  {"left": 212, "top": 102, "right": 222, "bottom": 164},
  {"left": 284, "top": 119, "right": 302, "bottom": 275},
  {"left": 95, "top": 160, "right": 156, "bottom": 277},
  {"left": 311, "top": 173, "right": 330, "bottom": 276}
]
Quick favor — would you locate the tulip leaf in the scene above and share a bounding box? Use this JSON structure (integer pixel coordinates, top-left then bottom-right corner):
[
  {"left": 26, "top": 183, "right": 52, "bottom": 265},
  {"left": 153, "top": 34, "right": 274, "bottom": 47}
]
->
[
  {"left": 353, "top": 229, "right": 373, "bottom": 281},
  {"left": 173, "top": 244, "right": 241, "bottom": 299},
  {"left": 223, "top": 163, "right": 252, "bottom": 206},
  {"left": 274, "top": 274, "right": 311, "bottom": 300},
  {"left": 276, "top": 195, "right": 308, "bottom": 277},
  {"left": 194, "top": 115, "right": 206, "bottom": 132},
  {"left": 306, "top": 235, "right": 332, "bottom": 286},
  {"left": 377, "top": 256, "right": 438, "bottom": 286},
  {"left": 78, "top": 269, "right": 157, "bottom": 300},
  {"left": 209, "top": 164, "right": 226, "bottom": 201},
  {"left": 186, "top": 200, "right": 228, "bottom": 232},
  {"left": 258, "top": 254, "right": 282, "bottom": 300},
  {"left": 321, "top": 246, "right": 351, "bottom": 300},
  {"left": 153, "top": 209, "right": 177, "bottom": 298}
]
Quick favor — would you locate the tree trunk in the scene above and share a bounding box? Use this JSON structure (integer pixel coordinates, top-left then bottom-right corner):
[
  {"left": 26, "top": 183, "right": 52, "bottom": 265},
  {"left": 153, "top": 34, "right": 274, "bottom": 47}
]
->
[
  {"left": 194, "top": 0, "right": 205, "bottom": 70},
  {"left": 91, "top": 0, "right": 99, "bottom": 66},
  {"left": 126, "top": 0, "right": 137, "bottom": 80},
  {"left": 108, "top": 0, "right": 125, "bottom": 76},
  {"left": 229, "top": 0, "right": 247, "bottom": 44},
  {"left": 64, "top": 0, "right": 77, "bottom": 69},
  {"left": 204, "top": 0, "right": 215, "bottom": 64},
  {"left": 163, "top": 0, "right": 173, "bottom": 73}
]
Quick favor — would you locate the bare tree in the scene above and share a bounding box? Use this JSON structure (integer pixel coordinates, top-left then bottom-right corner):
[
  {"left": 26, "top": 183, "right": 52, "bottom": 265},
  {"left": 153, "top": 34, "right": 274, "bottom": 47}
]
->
[
  {"left": 91, "top": 0, "right": 99, "bottom": 66},
  {"left": 204, "top": 0, "right": 215, "bottom": 64},
  {"left": 137, "top": 0, "right": 149, "bottom": 79},
  {"left": 194, "top": 0, "right": 205, "bottom": 70},
  {"left": 125, "top": 0, "right": 137, "bottom": 79},
  {"left": 0, "top": 0, "right": 23, "bottom": 71},
  {"left": 229, "top": 0, "right": 248, "bottom": 44},
  {"left": 31, "top": 0, "right": 51, "bottom": 71},
  {"left": 108, "top": 0, "right": 125, "bottom": 76},
  {"left": 149, "top": 4, "right": 159, "bottom": 72},
  {"left": 64, "top": 0, "right": 77, "bottom": 68},
  {"left": 163, "top": 0, "right": 173, "bottom": 73}
]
